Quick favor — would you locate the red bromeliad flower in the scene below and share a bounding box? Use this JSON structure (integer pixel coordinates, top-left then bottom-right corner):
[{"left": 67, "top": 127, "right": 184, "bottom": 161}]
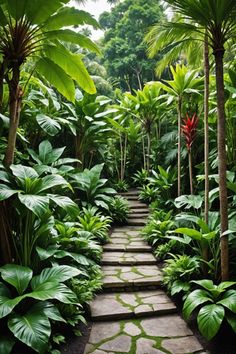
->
[{"left": 181, "top": 113, "right": 199, "bottom": 151}]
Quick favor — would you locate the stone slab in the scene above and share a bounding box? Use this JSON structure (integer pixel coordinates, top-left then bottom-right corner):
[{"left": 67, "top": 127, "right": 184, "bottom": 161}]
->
[
  {"left": 162, "top": 336, "right": 203, "bottom": 353},
  {"left": 90, "top": 290, "right": 176, "bottom": 320},
  {"left": 103, "top": 244, "right": 152, "bottom": 252},
  {"left": 102, "top": 251, "right": 157, "bottom": 265}
]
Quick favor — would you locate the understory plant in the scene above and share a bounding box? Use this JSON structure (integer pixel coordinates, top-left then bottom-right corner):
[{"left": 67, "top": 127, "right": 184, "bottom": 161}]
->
[
  {"left": 108, "top": 195, "right": 130, "bottom": 224},
  {"left": 183, "top": 279, "right": 236, "bottom": 340},
  {"left": 0, "top": 264, "right": 80, "bottom": 353}
]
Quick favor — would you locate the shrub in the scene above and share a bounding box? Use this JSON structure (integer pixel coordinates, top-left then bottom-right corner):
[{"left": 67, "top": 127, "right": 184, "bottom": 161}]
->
[{"left": 108, "top": 195, "right": 130, "bottom": 224}]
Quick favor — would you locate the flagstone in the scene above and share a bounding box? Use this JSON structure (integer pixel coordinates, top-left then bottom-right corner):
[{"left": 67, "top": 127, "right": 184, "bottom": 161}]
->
[
  {"left": 88, "top": 322, "right": 120, "bottom": 344},
  {"left": 162, "top": 336, "right": 203, "bottom": 353},
  {"left": 136, "top": 338, "right": 165, "bottom": 354},
  {"left": 99, "top": 335, "right": 132, "bottom": 352},
  {"left": 141, "top": 315, "right": 193, "bottom": 337},
  {"left": 124, "top": 322, "right": 141, "bottom": 336}
]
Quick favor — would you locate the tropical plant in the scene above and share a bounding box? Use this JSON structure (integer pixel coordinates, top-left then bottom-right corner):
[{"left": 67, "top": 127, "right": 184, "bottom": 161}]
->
[
  {"left": 163, "top": 254, "right": 201, "bottom": 296},
  {"left": 0, "top": 263, "right": 80, "bottom": 353},
  {"left": 0, "top": 164, "right": 79, "bottom": 267},
  {"left": 71, "top": 163, "right": 116, "bottom": 210},
  {"left": 139, "top": 185, "right": 158, "bottom": 204},
  {"left": 77, "top": 207, "right": 111, "bottom": 244},
  {"left": 0, "top": 1, "right": 100, "bottom": 168},
  {"left": 108, "top": 195, "right": 130, "bottom": 224},
  {"left": 181, "top": 112, "right": 199, "bottom": 194},
  {"left": 148, "top": 165, "right": 177, "bottom": 201},
  {"left": 132, "top": 168, "right": 149, "bottom": 187},
  {"left": 183, "top": 279, "right": 236, "bottom": 340},
  {"left": 113, "top": 179, "right": 129, "bottom": 192},
  {"left": 164, "top": 0, "right": 236, "bottom": 282}
]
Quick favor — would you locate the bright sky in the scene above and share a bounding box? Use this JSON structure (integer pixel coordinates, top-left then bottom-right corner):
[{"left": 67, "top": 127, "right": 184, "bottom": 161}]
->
[{"left": 70, "top": 0, "right": 111, "bottom": 40}]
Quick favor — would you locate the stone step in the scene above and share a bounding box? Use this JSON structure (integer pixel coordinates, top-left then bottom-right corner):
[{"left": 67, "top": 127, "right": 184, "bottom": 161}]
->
[
  {"left": 119, "top": 189, "right": 140, "bottom": 197},
  {"left": 109, "top": 238, "right": 147, "bottom": 245},
  {"left": 102, "top": 251, "right": 157, "bottom": 266},
  {"left": 124, "top": 195, "right": 140, "bottom": 201},
  {"left": 103, "top": 244, "right": 152, "bottom": 252},
  {"left": 128, "top": 213, "right": 149, "bottom": 219},
  {"left": 85, "top": 315, "right": 204, "bottom": 354},
  {"left": 127, "top": 218, "right": 146, "bottom": 226},
  {"left": 102, "top": 265, "right": 162, "bottom": 291},
  {"left": 90, "top": 289, "right": 177, "bottom": 321},
  {"left": 128, "top": 202, "right": 148, "bottom": 208}
]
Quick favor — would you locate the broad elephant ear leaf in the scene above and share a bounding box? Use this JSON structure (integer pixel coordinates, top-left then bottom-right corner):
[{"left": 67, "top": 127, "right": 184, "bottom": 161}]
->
[
  {"left": 0, "top": 264, "right": 32, "bottom": 295},
  {"left": 30, "top": 301, "right": 66, "bottom": 323},
  {"left": 18, "top": 194, "right": 49, "bottom": 218},
  {"left": 183, "top": 289, "right": 212, "bottom": 320},
  {"left": 8, "top": 306, "right": 51, "bottom": 353},
  {"left": 36, "top": 114, "right": 61, "bottom": 136},
  {"left": 197, "top": 304, "right": 225, "bottom": 340},
  {"left": 31, "top": 265, "right": 81, "bottom": 289}
]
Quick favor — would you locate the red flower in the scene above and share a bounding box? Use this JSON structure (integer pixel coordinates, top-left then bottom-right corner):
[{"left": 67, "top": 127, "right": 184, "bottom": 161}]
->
[{"left": 181, "top": 112, "right": 199, "bottom": 151}]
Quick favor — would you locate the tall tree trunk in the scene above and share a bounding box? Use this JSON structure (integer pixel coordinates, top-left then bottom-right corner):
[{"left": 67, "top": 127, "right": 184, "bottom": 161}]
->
[
  {"left": 214, "top": 48, "right": 229, "bottom": 281},
  {"left": 142, "top": 135, "right": 146, "bottom": 170},
  {"left": 4, "top": 65, "right": 22, "bottom": 168},
  {"left": 188, "top": 149, "right": 193, "bottom": 194},
  {"left": 177, "top": 97, "right": 182, "bottom": 196},
  {"left": 204, "top": 33, "right": 210, "bottom": 225},
  {"left": 146, "top": 130, "right": 151, "bottom": 173}
]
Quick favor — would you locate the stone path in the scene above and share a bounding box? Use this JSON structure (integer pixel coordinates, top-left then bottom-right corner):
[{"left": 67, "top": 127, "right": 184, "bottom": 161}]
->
[{"left": 85, "top": 190, "right": 206, "bottom": 354}]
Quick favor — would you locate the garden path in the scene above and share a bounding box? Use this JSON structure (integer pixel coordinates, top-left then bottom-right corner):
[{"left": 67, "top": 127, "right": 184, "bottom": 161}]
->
[{"left": 84, "top": 191, "right": 207, "bottom": 354}]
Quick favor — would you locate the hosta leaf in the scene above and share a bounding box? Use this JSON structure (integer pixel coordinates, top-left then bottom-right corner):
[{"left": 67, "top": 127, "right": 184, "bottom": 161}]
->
[
  {"left": 18, "top": 194, "right": 49, "bottom": 218},
  {"left": 31, "top": 265, "right": 81, "bottom": 289},
  {"left": 38, "top": 174, "right": 69, "bottom": 193},
  {"left": 10, "top": 165, "right": 38, "bottom": 179},
  {"left": 54, "top": 250, "right": 91, "bottom": 266},
  {"left": 8, "top": 309, "right": 51, "bottom": 353},
  {"left": 197, "top": 304, "right": 224, "bottom": 340},
  {"left": 30, "top": 301, "right": 65, "bottom": 323},
  {"left": 49, "top": 194, "right": 79, "bottom": 216},
  {"left": 36, "top": 114, "right": 61, "bottom": 136},
  {"left": 0, "top": 264, "right": 32, "bottom": 295},
  {"left": 36, "top": 58, "right": 75, "bottom": 102},
  {"left": 218, "top": 290, "right": 236, "bottom": 313},
  {"left": 183, "top": 289, "right": 212, "bottom": 320},
  {"left": 0, "top": 336, "right": 15, "bottom": 354},
  {"left": 27, "top": 282, "right": 77, "bottom": 304},
  {"left": 0, "top": 184, "right": 19, "bottom": 201},
  {"left": 226, "top": 313, "right": 236, "bottom": 333}
]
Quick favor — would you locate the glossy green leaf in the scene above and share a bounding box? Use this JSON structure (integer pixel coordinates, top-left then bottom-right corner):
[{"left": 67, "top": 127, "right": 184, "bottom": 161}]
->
[
  {"left": 25, "top": 0, "right": 70, "bottom": 24},
  {"left": 10, "top": 165, "right": 38, "bottom": 179},
  {"left": 0, "top": 184, "right": 19, "bottom": 201},
  {"left": 45, "top": 7, "right": 99, "bottom": 30},
  {"left": 175, "top": 228, "right": 202, "bottom": 240},
  {"left": 54, "top": 250, "right": 91, "bottom": 266},
  {"left": 36, "top": 114, "right": 61, "bottom": 136},
  {"left": 183, "top": 289, "right": 212, "bottom": 320},
  {"left": 0, "top": 264, "right": 32, "bottom": 295},
  {"left": 18, "top": 194, "right": 49, "bottom": 217},
  {"left": 47, "top": 29, "right": 101, "bottom": 55},
  {"left": 218, "top": 290, "right": 236, "bottom": 313},
  {"left": 43, "top": 44, "right": 96, "bottom": 94},
  {"left": 36, "top": 58, "right": 75, "bottom": 102},
  {"left": 30, "top": 301, "right": 66, "bottom": 323},
  {"left": 0, "top": 295, "right": 24, "bottom": 319},
  {"left": 31, "top": 265, "right": 81, "bottom": 290},
  {"left": 48, "top": 194, "right": 79, "bottom": 216},
  {"left": 226, "top": 313, "right": 236, "bottom": 333},
  {"left": 8, "top": 308, "right": 51, "bottom": 353},
  {"left": 28, "top": 282, "right": 77, "bottom": 304},
  {"left": 38, "top": 174, "right": 69, "bottom": 193},
  {"left": 0, "top": 336, "right": 15, "bottom": 354},
  {"left": 197, "top": 304, "right": 224, "bottom": 340}
]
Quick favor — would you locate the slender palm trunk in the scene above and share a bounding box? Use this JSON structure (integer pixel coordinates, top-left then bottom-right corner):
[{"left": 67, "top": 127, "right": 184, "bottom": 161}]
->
[
  {"left": 204, "top": 34, "right": 210, "bottom": 225},
  {"left": 4, "top": 65, "right": 22, "bottom": 168},
  {"left": 188, "top": 149, "right": 193, "bottom": 194},
  {"left": 214, "top": 48, "right": 228, "bottom": 281},
  {"left": 146, "top": 130, "right": 151, "bottom": 173},
  {"left": 177, "top": 97, "right": 182, "bottom": 196}
]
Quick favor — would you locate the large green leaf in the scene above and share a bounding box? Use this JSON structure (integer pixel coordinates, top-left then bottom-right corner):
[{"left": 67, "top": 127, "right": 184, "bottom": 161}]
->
[
  {"left": 36, "top": 114, "right": 61, "bottom": 136},
  {"left": 174, "top": 194, "right": 203, "bottom": 209},
  {"left": 30, "top": 301, "right": 65, "bottom": 323},
  {"left": 197, "top": 304, "right": 224, "bottom": 340},
  {"left": 183, "top": 289, "right": 212, "bottom": 320},
  {"left": 0, "top": 295, "right": 24, "bottom": 319},
  {"left": 18, "top": 194, "right": 49, "bottom": 217},
  {"left": 54, "top": 250, "right": 91, "bottom": 266},
  {"left": 48, "top": 194, "right": 79, "bottom": 216},
  {"left": 38, "top": 174, "right": 69, "bottom": 193},
  {"left": 31, "top": 265, "right": 81, "bottom": 289},
  {"left": 25, "top": 0, "right": 70, "bottom": 24},
  {"left": 45, "top": 7, "right": 99, "bottom": 30},
  {"left": 38, "top": 141, "right": 65, "bottom": 164},
  {"left": 0, "top": 336, "right": 15, "bottom": 354},
  {"left": 0, "top": 184, "right": 19, "bottom": 201},
  {"left": 8, "top": 307, "right": 51, "bottom": 353},
  {"left": 44, "top": 43, "right": 96, "bottom": 94},
  {"left": 36, "top": 58, "right": 75, "bottom": 102},
  {"left": 175, "top": 228, "right": 202, "bottom": 240},
  {"left": 218, "top": 290, "right": 236, "bottom": 313},
  {"left": 226, "top": 313, "right": 236, "bottom": 333},
  {"left": 0, "top": 264, "right": 32, "bottom": 295},
  {"left": 10, "top": 165, "right": 38, "bottom": 179},
  {"left": 47, "top": 29, "right": 101, "bottom": 55},
  {"left": 28, "top": 282, "right": 77, "bottom": 304}
]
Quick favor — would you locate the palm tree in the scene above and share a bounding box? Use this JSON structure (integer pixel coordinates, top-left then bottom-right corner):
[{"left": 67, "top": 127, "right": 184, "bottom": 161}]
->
[
  {"left": 146, "top": 18, "right": 210, "bottom": 222},
  {"left": 0, "top": 0, "right": 100, "bottom": 168},
  {"left": 156, "top": 64, "right": 202, "bottom": 196},
  {"left": 163, "top": 0, "right": 236, "bottom": 280}
]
